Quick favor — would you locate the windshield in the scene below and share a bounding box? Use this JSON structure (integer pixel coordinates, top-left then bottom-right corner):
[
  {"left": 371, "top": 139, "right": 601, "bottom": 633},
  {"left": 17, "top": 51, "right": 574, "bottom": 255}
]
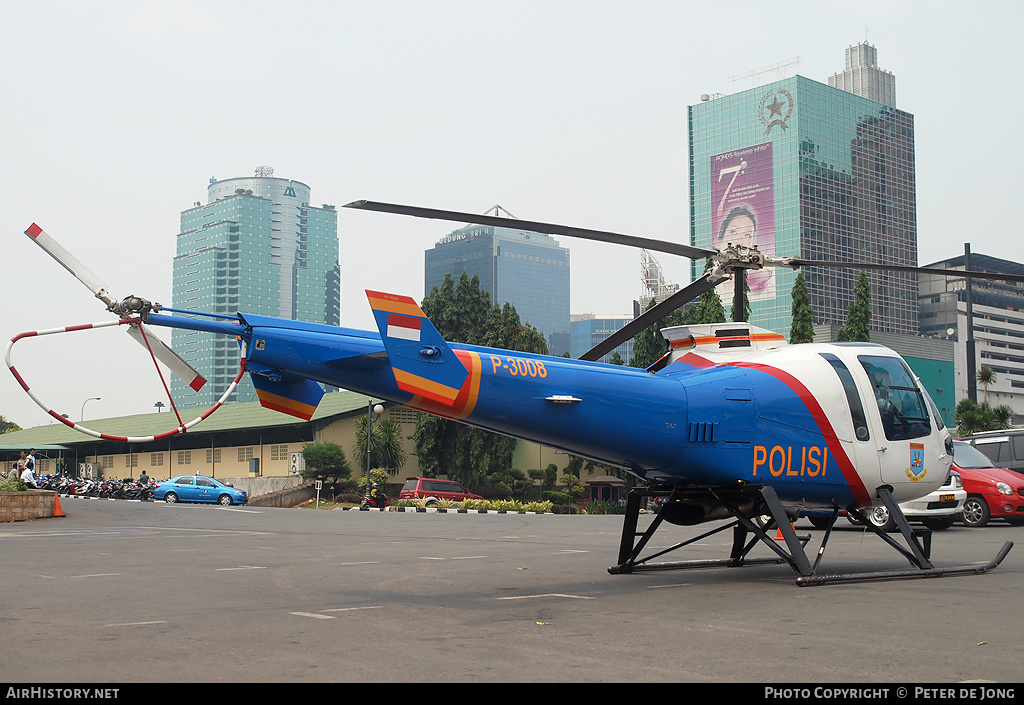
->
[
  {"left": 953, "top": 442, "right": 996, "bottom": 469},
  {"left": 858, "top": 355, "right": 931, "bottom": 441}
]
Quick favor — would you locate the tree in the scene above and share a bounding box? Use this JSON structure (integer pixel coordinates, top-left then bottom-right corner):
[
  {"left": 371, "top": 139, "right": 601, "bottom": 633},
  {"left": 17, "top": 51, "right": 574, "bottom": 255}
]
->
[
  {"left": 0, "top": 416, "right": 21, "bottom": 434},
  {"left": 412, "top": 272, "right": 546, "bottom": 486},
  {"left": 789, "top": 272, "right": 815, "bottom": 343},
  {"left": 836, "top": 271, "right": 871, "bottom": 342},
  {"left": 629, "top": 298, "right": 669, "bottom": 369},
  {"left": 300, "top": 441, "right": 353, "bottom": 490},
  {"left": 608, "top": 352, "right": 624, "bottom": 366},
  {"left": 730, "top": 272, "right": 751, "bottom": 323},
  {"left": 354, "top": 415, "right": 407, "bottom": 474},
  {"left": 953, "top": 398, "right": 1013, "bottom": 437},
  {"left": 976, "top": 366, "right": 997, "bottom": 404}
]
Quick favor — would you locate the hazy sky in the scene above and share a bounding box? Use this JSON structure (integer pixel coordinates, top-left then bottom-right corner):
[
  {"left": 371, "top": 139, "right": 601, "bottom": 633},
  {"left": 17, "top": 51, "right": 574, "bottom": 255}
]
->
[{"left": 2, "top": 0, "right": 1020, "bottom": 430}]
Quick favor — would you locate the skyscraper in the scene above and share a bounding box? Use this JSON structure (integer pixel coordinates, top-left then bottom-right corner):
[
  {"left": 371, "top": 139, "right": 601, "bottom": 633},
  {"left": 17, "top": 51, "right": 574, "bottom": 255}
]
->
[
  {"left": 829, "top": 41, "right": 896, "bottom": 108},
  {"left": 423, "top": 219, "right": 570, "bottom": 355},
  {"left": 171, "top": 172, "right": 340, "bottom": 407},
  {"left": 688, "top": 44, "right": 918, "bottom": 337}
]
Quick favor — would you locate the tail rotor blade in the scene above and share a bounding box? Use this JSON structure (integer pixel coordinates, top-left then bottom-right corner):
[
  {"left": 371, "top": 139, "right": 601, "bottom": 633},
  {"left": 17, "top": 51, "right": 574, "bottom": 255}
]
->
[
  {"left": 25, "top": 223, "right": 117, "bottom": 309},
  {"left": 126, "top": 323, "right": 207, "bottom": 391}
]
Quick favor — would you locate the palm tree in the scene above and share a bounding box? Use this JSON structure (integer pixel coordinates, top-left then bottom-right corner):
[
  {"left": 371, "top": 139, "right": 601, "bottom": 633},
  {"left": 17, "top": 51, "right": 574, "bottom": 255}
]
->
[
  {"left": 976, "top": 366, "right": 997, "bottom": 404},
  {"left": 354, "top": 415, "right": 407, "bottom": 474}
]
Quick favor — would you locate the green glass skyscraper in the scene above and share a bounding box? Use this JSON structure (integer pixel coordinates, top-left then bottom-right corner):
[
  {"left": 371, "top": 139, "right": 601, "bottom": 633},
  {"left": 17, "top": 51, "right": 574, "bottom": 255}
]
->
[
  {"left": 688, "top": 44, "right": 918, "bottom": 337},
  {"left": 171, "top": 173, "right": 340, "bottom": 407}
]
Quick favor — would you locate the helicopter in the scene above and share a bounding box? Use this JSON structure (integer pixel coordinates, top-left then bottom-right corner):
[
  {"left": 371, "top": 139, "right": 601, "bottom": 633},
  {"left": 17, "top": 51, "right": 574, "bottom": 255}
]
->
[{"left": 8, "top": 204, "right": 1017, "bottom": 586}]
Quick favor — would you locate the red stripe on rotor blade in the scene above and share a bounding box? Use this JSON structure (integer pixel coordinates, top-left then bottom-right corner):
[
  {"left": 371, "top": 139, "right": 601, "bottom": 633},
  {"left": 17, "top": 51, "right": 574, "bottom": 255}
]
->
[
  {"left": 64, "top": 323, "right": 95, "bottom": 333},
  {"left": 47, "top": 409, "right": 73, "bottom": 426},
  {"left": 25, "top": 223, "right": 43, "bottom": 238},
  {"left": 189, "top": 375, "right": 207, "bottom": 391},
  {"left": 11, "top": 331, "right": 39, "bottom": 343},
  {"left": 9, "top": 366, "right": 30, "bottom": 391},
  {"left": 153, "top": 429, "right": 182, "bottom": 440}
]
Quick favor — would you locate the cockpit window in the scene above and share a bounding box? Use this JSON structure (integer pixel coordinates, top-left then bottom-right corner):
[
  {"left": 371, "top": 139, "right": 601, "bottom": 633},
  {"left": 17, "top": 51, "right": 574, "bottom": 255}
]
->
[
  {"left": 921, "top": 388, "right": 946, "bottom": 431},
  {"left": 820, "top": 353, "right": 869, "bottom": 441},
  {"left": 858, "top": 355, "right": 931, "bottom": 441}
]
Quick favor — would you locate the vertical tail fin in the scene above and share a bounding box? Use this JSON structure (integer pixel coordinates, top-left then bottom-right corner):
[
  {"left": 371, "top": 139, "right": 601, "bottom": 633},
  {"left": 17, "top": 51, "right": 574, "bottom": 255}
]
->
[{"left": 366, "top": 290, "right": 468, "bottom": 406}]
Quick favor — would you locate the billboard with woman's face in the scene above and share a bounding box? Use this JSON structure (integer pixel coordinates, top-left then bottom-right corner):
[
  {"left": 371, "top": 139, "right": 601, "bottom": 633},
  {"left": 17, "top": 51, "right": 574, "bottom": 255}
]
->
[{"left": 711, "top": 142, "right": 775, "bottom": 301}]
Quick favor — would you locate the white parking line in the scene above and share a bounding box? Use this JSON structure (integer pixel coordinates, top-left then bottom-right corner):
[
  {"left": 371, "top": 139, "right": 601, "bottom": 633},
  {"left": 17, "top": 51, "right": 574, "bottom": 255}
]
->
[
  {"left": 215, "top": 565, "right": 266, "bottom": 571},
  {"left": 496, "top": 593, "right": 595, "bottom": 600},
  {"left": 290, "top": 612, "right": 335, "bottom": 620},
  {"left": 105, "top": 620, "right": 168, "bottom": 627}
]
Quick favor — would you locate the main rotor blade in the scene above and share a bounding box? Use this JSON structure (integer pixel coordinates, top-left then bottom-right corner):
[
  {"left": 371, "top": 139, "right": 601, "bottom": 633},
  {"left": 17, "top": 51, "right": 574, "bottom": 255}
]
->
[
  {"left": 787, "top": 259, "right": 1024, "bottom": 284},
  {"left": 126, "top": 322, "right": 207, "bottom": 391},
  {"left": 344, "top": 200, "right": 718, "bottom": 261},
  {"left": 25, "top": 223, "right": 117, "bottom": 308},
  {"left": 579, "top": 270, "right": 727, "bottom": 362}
]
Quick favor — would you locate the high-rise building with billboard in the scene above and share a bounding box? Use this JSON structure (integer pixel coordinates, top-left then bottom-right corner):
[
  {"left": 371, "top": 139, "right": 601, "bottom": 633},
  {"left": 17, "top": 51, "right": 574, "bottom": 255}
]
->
[
  {"left": 688, "top": 43, "right": 918, "bottom": 336},
  {"left": 171, "top": 171, "right": 340, "bottom": 407},
  {"left": 423, "top": 218, "right": 570, "bottom": 355}
]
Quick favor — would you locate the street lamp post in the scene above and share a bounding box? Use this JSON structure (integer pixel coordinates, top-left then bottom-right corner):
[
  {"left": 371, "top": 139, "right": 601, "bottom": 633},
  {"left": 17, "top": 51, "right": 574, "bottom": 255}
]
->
[
  {"left": 81, "top": 397, "right": 101, "bottom": 422},
  {"left": 366, "top": 399, "right": 383, "bottom": 490},
  {"left": 154, "top": 401, "right": 165, "bottom": 413}
]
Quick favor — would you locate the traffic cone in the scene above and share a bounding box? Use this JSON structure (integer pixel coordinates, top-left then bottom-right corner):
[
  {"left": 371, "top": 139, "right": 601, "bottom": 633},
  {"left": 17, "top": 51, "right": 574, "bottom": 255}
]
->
[
  {"left": 775, "top": 522, "right": 794, "bottom": 540},
  {"left": 52, "top": 492, "right": 65, "bottom": 518}
]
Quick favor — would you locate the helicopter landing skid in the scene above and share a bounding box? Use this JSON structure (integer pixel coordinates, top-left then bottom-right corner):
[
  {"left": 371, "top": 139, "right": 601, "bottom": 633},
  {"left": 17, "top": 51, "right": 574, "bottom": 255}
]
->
[{"left": 608, "top": 486, "right": 1013, "bottom": 586}]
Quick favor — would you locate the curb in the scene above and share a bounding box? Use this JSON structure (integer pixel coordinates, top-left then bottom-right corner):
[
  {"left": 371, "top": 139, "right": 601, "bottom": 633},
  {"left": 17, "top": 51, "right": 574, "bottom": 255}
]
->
[{"left": 346, "top": 506, "right": 549, "bottom": 514}]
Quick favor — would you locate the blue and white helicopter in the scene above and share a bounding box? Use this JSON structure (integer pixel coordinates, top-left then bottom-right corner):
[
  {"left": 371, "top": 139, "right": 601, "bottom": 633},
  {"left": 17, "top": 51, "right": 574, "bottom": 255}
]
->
[{"left": 9, "top": 202, "right": 1016, "bottom": 586}]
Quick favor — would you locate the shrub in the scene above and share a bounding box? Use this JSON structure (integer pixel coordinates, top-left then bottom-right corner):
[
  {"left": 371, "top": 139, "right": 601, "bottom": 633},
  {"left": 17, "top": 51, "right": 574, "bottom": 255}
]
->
[
  {"left": 0, "top": 476, "right": 27, "bottom": 492},
  {"left": 543, "top": 491, "right": 570, "bottom": 505}
]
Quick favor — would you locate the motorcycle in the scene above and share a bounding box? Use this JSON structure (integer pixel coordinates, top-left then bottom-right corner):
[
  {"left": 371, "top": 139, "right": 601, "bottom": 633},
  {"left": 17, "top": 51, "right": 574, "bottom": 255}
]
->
[{"left": 360, "top": 493, "right": 391, "bottom": 510}]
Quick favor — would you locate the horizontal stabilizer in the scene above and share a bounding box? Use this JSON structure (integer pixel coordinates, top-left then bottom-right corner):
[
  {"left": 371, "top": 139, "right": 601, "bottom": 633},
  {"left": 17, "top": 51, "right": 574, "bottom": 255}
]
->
[
  {"left": 366, "top": 290, "right": 468, "bottom": 405},
  {"left": 251, "top": 374, "right": 324, "bottom": 421}
]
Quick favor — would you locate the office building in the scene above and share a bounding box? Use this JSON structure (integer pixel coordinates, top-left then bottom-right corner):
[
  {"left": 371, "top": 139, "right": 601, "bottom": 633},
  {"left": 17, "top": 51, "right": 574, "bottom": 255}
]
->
[
  {"left": 171, "top": 171, "right": 340, "bottom": 407},
  {"left": 688, "top": 43, "right": 918, "bottom": 337},
  {"left": 570, "top": 314, "right": 633, "bottom": 364},
  {"left": 919, "top": 253, "right": 1024, "bottom": 420},
  {"left": 423, "top": 219, "right": 570, "bottom": 355},
  {"left": 828, "top": 41, "right": 897, "bottom": 107}
]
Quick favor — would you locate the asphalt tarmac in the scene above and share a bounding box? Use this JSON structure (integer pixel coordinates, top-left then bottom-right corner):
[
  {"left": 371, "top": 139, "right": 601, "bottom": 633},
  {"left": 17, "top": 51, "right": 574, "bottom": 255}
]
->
[{"left": 1, "top": 497, "right": 1021, "bottom": 684}]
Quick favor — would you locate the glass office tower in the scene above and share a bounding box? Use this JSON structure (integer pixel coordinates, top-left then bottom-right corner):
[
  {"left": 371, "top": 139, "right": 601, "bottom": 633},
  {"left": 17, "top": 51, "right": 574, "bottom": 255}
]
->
[
  {"left": 424, "top": 224, "right": 571, "bottom": 355},
  {"left": 171, "top": 175, "right": 340, "bottom": 407},
  {"left": 688, "top": 73, "right": 918, "bottom": 336}
]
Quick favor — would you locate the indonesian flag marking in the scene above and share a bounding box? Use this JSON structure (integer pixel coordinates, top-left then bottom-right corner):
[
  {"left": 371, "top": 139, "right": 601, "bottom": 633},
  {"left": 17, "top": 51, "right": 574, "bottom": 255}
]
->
[{"left": 387, "top": 314, "right": 421, "bottom": 342}]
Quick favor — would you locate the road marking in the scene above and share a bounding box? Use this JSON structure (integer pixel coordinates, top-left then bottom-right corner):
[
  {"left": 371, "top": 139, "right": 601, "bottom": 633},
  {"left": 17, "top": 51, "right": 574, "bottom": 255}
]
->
[
  {"left": 290, "top": 612, "right": 336, "bottom": 620},
  {"left": 496, "top": 593, "right": 595, "bottom": 600},
  {"left": 322, "top": 606, "right": 384, "bottom": 613},
  {"left": 647, "top": 583, "right": 693, "bottom": 589},
  {"left": 558, "top": 549, "right": 589, "bottom": 554},
  {"left": 105, "top": 620, "right": 168, "bottom": 627},
  {"left": 338, "top": 561, "right": 381, "bottom": 566},
  {"left": 215, "top": 565, "right": 266, "bottom": 571}
]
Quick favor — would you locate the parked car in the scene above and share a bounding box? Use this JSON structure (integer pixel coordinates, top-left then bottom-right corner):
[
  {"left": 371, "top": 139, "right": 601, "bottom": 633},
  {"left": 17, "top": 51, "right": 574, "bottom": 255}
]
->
[
  {"left": 154, "top": 475, "right": 248, "bottom": 506},
  {"left": 952, "top": 440, "right": 1024, "bottom": 527},
  {"left": 846, "top": 468, "right": 965, "bottom": 532},
  {"left": 961, "top": 429, "right": 1024, "bottom": 477},
  {"left": 399, "top": 477, "right": 482, "bottom": 506}
]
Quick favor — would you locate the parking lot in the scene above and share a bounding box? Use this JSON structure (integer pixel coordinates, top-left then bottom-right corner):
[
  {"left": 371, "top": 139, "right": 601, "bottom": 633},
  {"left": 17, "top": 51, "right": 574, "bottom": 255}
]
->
[{"left": 1, "top": 498, "right": 1021, "bottom": 683}]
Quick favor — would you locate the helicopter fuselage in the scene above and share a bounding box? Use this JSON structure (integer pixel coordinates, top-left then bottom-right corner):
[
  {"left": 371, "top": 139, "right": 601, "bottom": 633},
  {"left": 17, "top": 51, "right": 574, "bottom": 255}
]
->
[{"left": 148, "top": 307, "right": 951, "bottom": 516}]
